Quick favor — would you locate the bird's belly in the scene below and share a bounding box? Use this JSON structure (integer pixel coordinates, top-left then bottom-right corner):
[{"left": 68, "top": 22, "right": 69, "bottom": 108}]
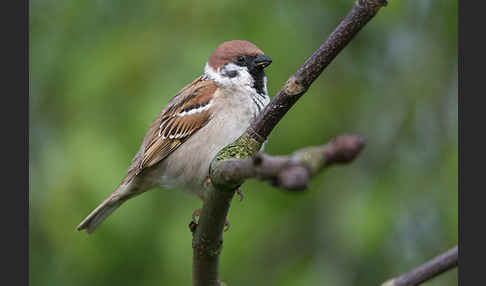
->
[{"left": 146, "top": 100, "right": 259, "bottom": 197}]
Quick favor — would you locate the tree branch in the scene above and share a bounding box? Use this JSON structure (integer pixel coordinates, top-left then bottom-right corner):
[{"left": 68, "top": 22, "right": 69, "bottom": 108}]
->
[
  {"left": 381, "top": 246, "right": 458, "bottom": 286},
  {"left": 192, "top": 1, "right": 388, "bottom": 285},
  {"left": 250, "top": 0, "right": 388, "bottom": 142},
  {"left": 211, "top": 134, "right": 365, "bottom": 191}
]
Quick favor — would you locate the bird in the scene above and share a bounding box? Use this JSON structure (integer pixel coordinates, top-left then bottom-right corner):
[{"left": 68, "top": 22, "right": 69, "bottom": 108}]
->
[{"left": 76, "top": 40, "right": 273, "bottom": 234}]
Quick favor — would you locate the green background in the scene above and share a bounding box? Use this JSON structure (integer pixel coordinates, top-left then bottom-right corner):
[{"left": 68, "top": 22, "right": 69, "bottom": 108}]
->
[{"left": 30, "top": 0, "right": 458, "bottom": 285}]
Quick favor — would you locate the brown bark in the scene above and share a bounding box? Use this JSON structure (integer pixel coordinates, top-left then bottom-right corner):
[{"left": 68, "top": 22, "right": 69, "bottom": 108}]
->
[
  {"left": 211, "top": 135, "right": 365, "bottom": 191},
  {"left": 381, "top": 246, "right": 458, "bottom": 286},
  {"left": 192, "top": 1, "right": 388, "bottom": 285}
]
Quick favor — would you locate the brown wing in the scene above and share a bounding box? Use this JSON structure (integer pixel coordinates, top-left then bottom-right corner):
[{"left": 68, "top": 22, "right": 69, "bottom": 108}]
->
[{"left": 126, "top": 76, "right": 218, "bottom": 179}]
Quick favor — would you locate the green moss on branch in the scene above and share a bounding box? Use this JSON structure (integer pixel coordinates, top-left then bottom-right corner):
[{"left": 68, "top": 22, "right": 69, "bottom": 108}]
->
[{"left": 210, "top": 133, "right": 262, "bottom": 190}]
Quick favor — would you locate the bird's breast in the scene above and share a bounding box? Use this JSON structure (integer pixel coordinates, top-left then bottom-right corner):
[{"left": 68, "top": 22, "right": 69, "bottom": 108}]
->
[{"left": 149, "top": 88, "right": 268, "bottom": 197}]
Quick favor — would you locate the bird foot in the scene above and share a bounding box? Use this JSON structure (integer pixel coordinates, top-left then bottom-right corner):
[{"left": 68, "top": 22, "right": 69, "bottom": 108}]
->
[
  {"left": 192, "top": 208, "right": 201, "bottom": 223},
  {"left": 189, "top": 208, "right": 201, "bottom": 233},
  {"left": 235, "top": 187, "right": 244, "bottom": 202},
  {"left": 189, "top": 208, "right": 231, "bottom": 232},
  {"left": 224, "top": 217, "right": 230, "bottom": 232}
]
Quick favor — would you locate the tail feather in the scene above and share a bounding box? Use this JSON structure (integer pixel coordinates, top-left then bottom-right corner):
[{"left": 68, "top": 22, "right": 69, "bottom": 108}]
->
[{"left": 77, "top": 185, "right": 128, "bottom": 234}]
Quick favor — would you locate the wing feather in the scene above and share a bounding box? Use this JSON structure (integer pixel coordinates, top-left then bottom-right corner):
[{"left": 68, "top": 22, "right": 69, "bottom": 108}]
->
[{"left": 125, "top": 76, "right": 219, "bottom": 179}]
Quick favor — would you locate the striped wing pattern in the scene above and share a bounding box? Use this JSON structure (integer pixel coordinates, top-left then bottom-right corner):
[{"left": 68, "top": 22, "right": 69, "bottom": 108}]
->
[{"left": 134, "top": 77, "right": 218, "bottom": 174}]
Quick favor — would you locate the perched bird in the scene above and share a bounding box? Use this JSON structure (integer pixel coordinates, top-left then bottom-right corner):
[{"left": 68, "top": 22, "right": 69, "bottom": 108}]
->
[{"left": 76, "top": 40, "right": 272, "bottom": 234}]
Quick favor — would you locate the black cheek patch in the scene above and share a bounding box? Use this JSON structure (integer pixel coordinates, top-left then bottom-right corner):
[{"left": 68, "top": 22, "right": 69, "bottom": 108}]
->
[{"left": 225, "top": 70, "right": 238, "bottom": 78}]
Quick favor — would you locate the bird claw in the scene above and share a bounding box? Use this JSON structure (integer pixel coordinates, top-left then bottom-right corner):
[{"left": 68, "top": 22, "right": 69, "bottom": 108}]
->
[
  {"left": 204, "top": 177, "right": 212, "bottom": 189},
  {"left": 189, "top": 208, "right": 231, "bottom": 232},
  {"left": 192, "top": 208, "right": 201, "bottom": 224},
  {"left": 189, "top": 220, "right": 197, "bottom": 233},
  {"left": 224, "top": 217, "right": 230, "bottom": 232},
  {"left": 235, "top": 187, "right": 244, "bottom": 202},
  {"left": 189, "top": 208, "right": 201, "bottom": 232}
]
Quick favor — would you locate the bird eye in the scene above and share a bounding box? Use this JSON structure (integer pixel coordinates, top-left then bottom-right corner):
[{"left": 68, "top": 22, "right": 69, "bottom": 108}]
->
[
  {"left": 236, "top": 56, "right": 246, "bottom": 64},
  {"left": 226, "top": 70, "right": 238, "bottom": 78}
]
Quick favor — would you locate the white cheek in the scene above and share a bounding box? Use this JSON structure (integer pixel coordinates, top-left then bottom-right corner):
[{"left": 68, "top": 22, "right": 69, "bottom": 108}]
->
[
  {"left": 204, "top": 63, "right": 254, "bottom": 90},
  {"left": 204, "top": 63, "right": 270, "bottom": 114}
]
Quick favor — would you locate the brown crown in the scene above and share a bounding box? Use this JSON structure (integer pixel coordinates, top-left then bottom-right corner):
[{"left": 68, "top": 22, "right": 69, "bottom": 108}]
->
[{"left": 208, "top": 40, "right": 264, "bottom": 71}]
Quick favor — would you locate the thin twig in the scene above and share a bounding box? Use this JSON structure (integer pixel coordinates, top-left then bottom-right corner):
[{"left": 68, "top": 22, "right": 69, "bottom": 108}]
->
[
  {"left": 192, "top": 1, "right": 388, "bottom": 285},
  {"left": 381, "top": 246, "right": 458, "bottom": 286}
]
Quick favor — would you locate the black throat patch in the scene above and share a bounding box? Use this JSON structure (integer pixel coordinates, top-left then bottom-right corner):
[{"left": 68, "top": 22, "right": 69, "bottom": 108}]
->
[
  {"left": 230, "top": 55, "right": 267, "bottom": 96},
  {"left": 249, "top": 68, "right": 266, "bottom": 96}
]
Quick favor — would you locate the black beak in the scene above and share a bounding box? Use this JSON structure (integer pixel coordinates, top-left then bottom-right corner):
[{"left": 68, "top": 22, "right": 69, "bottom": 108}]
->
[{"left": 253, "top": 54, "right": 273, "bottom": 68}]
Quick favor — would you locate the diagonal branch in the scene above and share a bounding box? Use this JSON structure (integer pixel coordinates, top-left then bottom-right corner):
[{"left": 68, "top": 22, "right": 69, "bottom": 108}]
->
[
  {"left": 381, "top": 246, "right": 458, "bottom": 286},
  {"left": 249, "top": 0, "right": 388, "bottom": 142},
  {"left": 192, "top": 1, "right": 388, "bottom": 285}
]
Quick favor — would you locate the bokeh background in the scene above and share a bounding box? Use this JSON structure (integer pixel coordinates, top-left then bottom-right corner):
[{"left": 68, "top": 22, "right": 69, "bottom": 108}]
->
[{"left": 30, "top": 0, "right": 458, "bottom": 285}]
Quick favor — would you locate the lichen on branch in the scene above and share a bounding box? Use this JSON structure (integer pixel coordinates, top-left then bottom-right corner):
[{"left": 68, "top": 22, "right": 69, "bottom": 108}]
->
[
  {"left": 210, "top": 134, "right": 365, "bottom": 191},
  {"left": 192, "top": 0, "right": 389, "bottom": 285}
]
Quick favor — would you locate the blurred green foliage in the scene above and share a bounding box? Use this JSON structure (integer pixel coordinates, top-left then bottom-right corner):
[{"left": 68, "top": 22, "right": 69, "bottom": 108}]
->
[{"left": 30, "top": 0, "right": 457, "bottom": 285}]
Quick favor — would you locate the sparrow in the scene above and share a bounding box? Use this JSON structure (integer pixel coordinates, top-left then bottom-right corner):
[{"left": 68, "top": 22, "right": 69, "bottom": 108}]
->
[{"left": 76, "top": 40, "right": 273, "bottom": 234}]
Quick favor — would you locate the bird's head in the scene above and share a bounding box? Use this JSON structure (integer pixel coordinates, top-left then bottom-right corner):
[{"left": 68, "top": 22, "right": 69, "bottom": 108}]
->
[{"left": 205, "top": 40, "right": 272, "bottom": 96}]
